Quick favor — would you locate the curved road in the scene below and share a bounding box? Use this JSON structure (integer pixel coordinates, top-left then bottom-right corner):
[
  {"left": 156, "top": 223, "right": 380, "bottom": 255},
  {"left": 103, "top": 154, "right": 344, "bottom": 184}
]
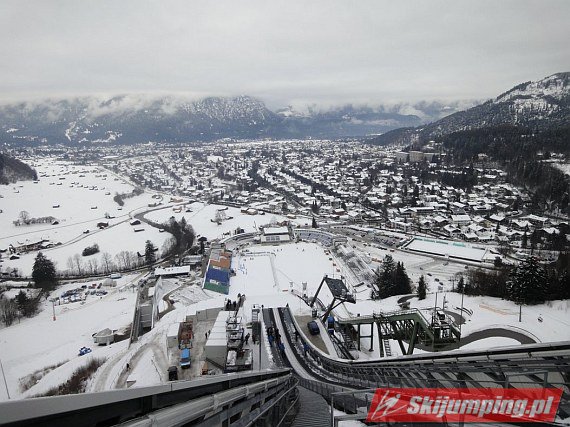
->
[
  {"left": 451, "top": 327, "right": 537, "bottom": 348},
  {"left": 414, "top": 327, "right": 537, "bottom": 352}
]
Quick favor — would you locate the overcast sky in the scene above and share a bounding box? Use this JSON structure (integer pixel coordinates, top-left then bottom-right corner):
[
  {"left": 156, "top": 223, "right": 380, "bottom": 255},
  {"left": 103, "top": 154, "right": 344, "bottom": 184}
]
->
[{"left": 1, "top": 0, "right": 569, "bottom": 108}]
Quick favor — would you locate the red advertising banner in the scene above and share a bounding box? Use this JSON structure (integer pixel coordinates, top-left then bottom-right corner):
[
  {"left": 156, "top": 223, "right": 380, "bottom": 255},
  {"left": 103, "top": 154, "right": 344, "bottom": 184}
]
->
[{"left": 367, "top": 387, "right": 562, "bottom": 424}]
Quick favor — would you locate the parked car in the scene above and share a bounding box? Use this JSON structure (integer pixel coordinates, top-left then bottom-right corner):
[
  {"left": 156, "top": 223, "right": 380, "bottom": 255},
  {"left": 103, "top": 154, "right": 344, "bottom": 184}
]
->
[
  {"left": 180, "top": 348, "right": 191, "bottom": 369},
  {"left": 168, "top": 366, "right": 178, "bottom": 381},
  {"left": 307, "top": 320, "right": 320, "bottom": 335},
  {"left": 78, "top": 347, "right": 92, "bottom": 356}
]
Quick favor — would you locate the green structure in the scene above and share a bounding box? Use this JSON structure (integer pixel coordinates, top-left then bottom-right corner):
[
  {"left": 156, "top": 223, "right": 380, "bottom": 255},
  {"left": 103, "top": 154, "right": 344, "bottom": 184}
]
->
[{"left": 336, "top": 308, "right": 461, "bottom": 356}]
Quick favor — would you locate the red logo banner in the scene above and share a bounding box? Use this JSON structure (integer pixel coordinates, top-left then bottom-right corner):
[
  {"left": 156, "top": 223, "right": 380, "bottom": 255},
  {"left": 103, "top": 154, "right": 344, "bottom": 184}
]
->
[{"left": 367, "top": 387, "right": 562, "bottom": 423}]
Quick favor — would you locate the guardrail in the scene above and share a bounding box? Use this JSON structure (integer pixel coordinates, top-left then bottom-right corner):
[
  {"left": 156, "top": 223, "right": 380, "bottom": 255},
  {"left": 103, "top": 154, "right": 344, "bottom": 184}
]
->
[
  {"left": 0, "top": 369, "right": 294, "bottom": 427},
  {"left": 277, "top": 307, "right": 570, "bottom": 420}
]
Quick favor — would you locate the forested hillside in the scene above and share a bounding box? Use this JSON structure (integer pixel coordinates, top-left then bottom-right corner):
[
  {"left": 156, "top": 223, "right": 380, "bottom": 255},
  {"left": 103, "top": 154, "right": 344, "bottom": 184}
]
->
[
  {"left": 0, "top": 153, "right": 37, "bottom": 184},
  {"left": 441, "top": 125, "right": 570, "bottom": 214}
]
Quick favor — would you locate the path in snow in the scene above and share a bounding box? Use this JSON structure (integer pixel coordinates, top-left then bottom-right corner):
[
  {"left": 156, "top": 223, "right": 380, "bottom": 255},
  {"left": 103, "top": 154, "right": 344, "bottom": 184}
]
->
[
  {"left": 89, "top": 345, "right": 129, "bottom": 392},
  {"left": 116, "top": 337, "right": 169, "bottom": 387}
]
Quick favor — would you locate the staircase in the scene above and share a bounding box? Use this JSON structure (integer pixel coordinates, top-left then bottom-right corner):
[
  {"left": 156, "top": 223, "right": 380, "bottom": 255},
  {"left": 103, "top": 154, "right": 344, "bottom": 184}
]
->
[
  {"left": 383, "top": 338, "right": 392, "bottom": 356},
  {"left": 338, "top": 325, "right": 356, "bottom": 350},
  {"left": 380, "top": 322, "right": 392, "bottom": 356}
]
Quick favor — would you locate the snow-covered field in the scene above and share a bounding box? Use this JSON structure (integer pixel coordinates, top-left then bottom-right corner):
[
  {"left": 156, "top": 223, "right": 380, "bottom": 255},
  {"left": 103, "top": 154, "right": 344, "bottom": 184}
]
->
[
  {"left": 412, "top": 292, "right": 570, "bottom": 344},
  {"left": 352, "top": 239, "right": 468, "bottom": 292},
  {"left": 0, "top": 274, "right": 142, "bottom": 400},
  {"left": 0, "top": 159, "right": 173, "bottom": 275},
  {"left": 143, "top": 202, "right": 308, "bottom": 240}
]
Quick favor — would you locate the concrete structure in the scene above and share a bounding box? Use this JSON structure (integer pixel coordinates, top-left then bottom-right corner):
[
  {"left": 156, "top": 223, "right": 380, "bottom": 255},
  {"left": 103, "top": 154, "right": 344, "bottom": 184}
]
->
[
  {"left": 294, "top": 228, "right": 346, "bottom": 247},
  {"left": 154, "top": 265, "right": 191, "bottom": 277},
  {"left": 93, "top": 328, "right": 114, "bottom": 345},
  {"left": 260, "top": 226, "right": 290, "bottom": 244},
  {"left": 394, "top": 151, "right": 409, "bottom": 163},
  {"left": 166, "top": 323, "right": 179, "bottom": 348},
  {"left": 204, "top": 311, "right": 231, "bottom": 367}
]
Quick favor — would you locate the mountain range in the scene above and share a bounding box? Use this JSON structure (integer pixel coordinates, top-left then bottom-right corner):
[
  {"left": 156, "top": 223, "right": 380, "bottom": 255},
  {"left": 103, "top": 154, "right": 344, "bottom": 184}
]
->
[
  {"left": 370, "top": 72, "right": 570, "bottom": 146},
  {"left": 0, "top": 95, "right": 473, "bottom": 145},
  {"left": 0, "top": 72, "right": 567, "bottom": 146}
]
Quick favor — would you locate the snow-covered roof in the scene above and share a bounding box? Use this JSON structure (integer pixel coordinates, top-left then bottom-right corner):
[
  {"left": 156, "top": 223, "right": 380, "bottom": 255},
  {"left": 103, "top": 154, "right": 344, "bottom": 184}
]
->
[
  {"left": 263, "top": 226, "right": 289, "bottom": 235},
  {"left": 154, "top": 266, "right": 190, "bottom": 276}
]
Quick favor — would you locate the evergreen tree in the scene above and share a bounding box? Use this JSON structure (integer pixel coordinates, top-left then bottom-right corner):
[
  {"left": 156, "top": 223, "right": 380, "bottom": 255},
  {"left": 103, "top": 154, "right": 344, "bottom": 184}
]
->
[
  {"left": 507, "top": 257, "right": 548, "bottom": 304},
  {"left": 32, "top": 252, "right": 57, "bottom": 292},
  {"left": 530, "top": 230, "right": 540, "bottom": 251},
  {"left": 456, "top": 276, "right": 465, "bottom": 293},
  {"left": 311, "top": 216, "right": 318, "bottom": 228},
  {"left": 417, "top": 275, "right": 427, "bottom": 300},
  {"left": 15, "top": 290, "right": 38, "bottom": 317},
  {"left": 15, "top": 290, "right": 29, "bottom": 316},
  {"left": 394, "top": 262, "right": 412, "bottom": 295},
  {"left": 164, "top": 217, "right": 195, "bottom": 259},
  {"left": 512, "top": 196, "right": 520, "bottom": 211},
  {"left": 522, "top": 232, "right": 528, "bottom": 249},
  {"left": 311, "top": 200, "right": 319, "bottom": 214},
  {"left": 464, "top": 280, "right": 474, "bottom": 295},
  {"left": 376, "top": 255, "right": 396, "bottom": 298},
  {"left": 374, "top": 257, "right": 413, "bottom": 298},
  {"left": 145, "top": 240, "right": 156, "bottom": 266}
]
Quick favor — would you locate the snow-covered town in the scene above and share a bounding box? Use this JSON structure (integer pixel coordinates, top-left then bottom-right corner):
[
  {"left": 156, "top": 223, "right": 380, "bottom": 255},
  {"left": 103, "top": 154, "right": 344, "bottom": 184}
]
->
[
  {"left": 0, "top": 146, "right": 569, "bottom": 420},
  {"left": 4, "top": 141, "right": 569, "bottom": 272}
]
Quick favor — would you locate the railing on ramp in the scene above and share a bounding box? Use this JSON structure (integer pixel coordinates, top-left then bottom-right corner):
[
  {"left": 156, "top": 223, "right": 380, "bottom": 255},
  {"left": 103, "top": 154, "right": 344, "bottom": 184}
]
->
[{"left": 0, "top": 369, "right": 295, "bottom": 427}]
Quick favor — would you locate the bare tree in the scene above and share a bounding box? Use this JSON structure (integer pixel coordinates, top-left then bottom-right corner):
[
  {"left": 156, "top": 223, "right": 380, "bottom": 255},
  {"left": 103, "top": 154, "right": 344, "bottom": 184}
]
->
[
  {"left": 125, "top": 251, "right": 136, "bottom": 270},
  {"left": 73, "top": 254, "right": 84, "bottom": 276},
  {"left": 0, "top": 297, "right": 19, "bottom": 326},
  {"left": 66, "top": 256, "right": 76, "bottom": 276},
  {"left": 18, "top": 210, "right": 30, "bottom": 225},
  {"left": 116, "top": 251, "right": 129, "bottom": 271},
  {"left": 91, "top": 258, "right": 99, "bottom": 275},
  {"left": 101, "top": 252, "right": 113, "bottom": 273},
  {"left": 161, "top": 236, "right": 177, "bottom": 258},
  {"left": 114, "top": 253, "right": 124, "bottom": 271}
]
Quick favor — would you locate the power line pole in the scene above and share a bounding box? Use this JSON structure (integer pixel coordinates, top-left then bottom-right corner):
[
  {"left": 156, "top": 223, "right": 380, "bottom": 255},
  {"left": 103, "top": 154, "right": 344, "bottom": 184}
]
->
[
  {"left": 0, "top": 358, "right": 10, "bottom": 400},
  {"left": 459, "top": 289, "right": 465, "bottom": 343},
  {"left": 258, "top": 320, "right": 262, "bottom": 372}
]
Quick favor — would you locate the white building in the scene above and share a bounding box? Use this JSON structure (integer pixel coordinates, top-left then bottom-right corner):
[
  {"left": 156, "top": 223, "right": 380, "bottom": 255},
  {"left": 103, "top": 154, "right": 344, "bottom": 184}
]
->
[{"left": 260, "top": 226, "right": 291, "bottom": 244}]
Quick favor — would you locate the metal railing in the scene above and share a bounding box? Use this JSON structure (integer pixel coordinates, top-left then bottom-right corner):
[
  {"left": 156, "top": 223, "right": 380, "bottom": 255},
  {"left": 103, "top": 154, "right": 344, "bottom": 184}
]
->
[
  {"left": 0, "top": 369, "right": 294, "bottom": 427},
  {"left": 277, "top": 307, "right": 570, "bottom": 420}
]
